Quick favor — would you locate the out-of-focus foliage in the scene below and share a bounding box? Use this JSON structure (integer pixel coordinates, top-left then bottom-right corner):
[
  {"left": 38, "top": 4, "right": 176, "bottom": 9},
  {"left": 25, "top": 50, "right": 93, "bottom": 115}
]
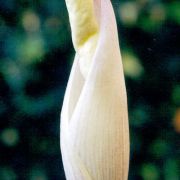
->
[{"left": 0, "top": 0, "right": 179, "bottom": 179}]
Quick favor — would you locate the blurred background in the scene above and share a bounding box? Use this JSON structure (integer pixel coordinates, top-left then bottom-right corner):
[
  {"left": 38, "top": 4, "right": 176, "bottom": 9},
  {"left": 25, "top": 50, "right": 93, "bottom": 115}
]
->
[{"left": 0, "top": 0, "right": 179, "bottom": 179}]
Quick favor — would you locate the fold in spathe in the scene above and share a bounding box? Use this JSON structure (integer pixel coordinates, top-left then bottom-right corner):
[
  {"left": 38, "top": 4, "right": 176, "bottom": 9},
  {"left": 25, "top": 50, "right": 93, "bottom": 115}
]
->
[{"left": 60, "top": 0, "right": 129, "bottom": 179}]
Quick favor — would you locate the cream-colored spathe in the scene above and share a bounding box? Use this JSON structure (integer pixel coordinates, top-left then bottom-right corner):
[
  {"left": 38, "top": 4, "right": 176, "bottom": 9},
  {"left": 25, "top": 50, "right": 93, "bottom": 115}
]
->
[{"left": 60, "top": 0, "right": 129, "bottom": 179}]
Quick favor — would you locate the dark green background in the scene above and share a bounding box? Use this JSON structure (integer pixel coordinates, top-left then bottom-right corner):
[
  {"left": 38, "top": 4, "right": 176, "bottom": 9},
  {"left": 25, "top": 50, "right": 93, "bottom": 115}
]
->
[{"left": 0, "top": 0, "right": 179, "bottom": 179}]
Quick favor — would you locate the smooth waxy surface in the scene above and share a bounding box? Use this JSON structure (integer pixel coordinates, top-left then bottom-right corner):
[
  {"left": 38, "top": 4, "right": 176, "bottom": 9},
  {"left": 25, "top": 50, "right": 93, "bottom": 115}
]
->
[{"left": 61, "top": 0, "right": 130, "bottom": 179}]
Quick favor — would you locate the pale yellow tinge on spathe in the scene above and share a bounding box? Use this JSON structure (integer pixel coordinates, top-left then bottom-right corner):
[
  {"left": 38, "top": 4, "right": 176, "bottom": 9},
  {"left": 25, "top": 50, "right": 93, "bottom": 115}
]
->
[
  {"left": 65, "top": 0, "right": 99, "bottom": 47},
  {"left": 65, "top": 0, "right": 99, "bottom": 78}
]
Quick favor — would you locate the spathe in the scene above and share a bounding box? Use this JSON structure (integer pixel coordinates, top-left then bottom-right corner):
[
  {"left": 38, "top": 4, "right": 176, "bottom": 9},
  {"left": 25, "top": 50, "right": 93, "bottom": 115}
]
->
[{"left": 60, "top": 0, "right": 129, "bottom": 179}]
